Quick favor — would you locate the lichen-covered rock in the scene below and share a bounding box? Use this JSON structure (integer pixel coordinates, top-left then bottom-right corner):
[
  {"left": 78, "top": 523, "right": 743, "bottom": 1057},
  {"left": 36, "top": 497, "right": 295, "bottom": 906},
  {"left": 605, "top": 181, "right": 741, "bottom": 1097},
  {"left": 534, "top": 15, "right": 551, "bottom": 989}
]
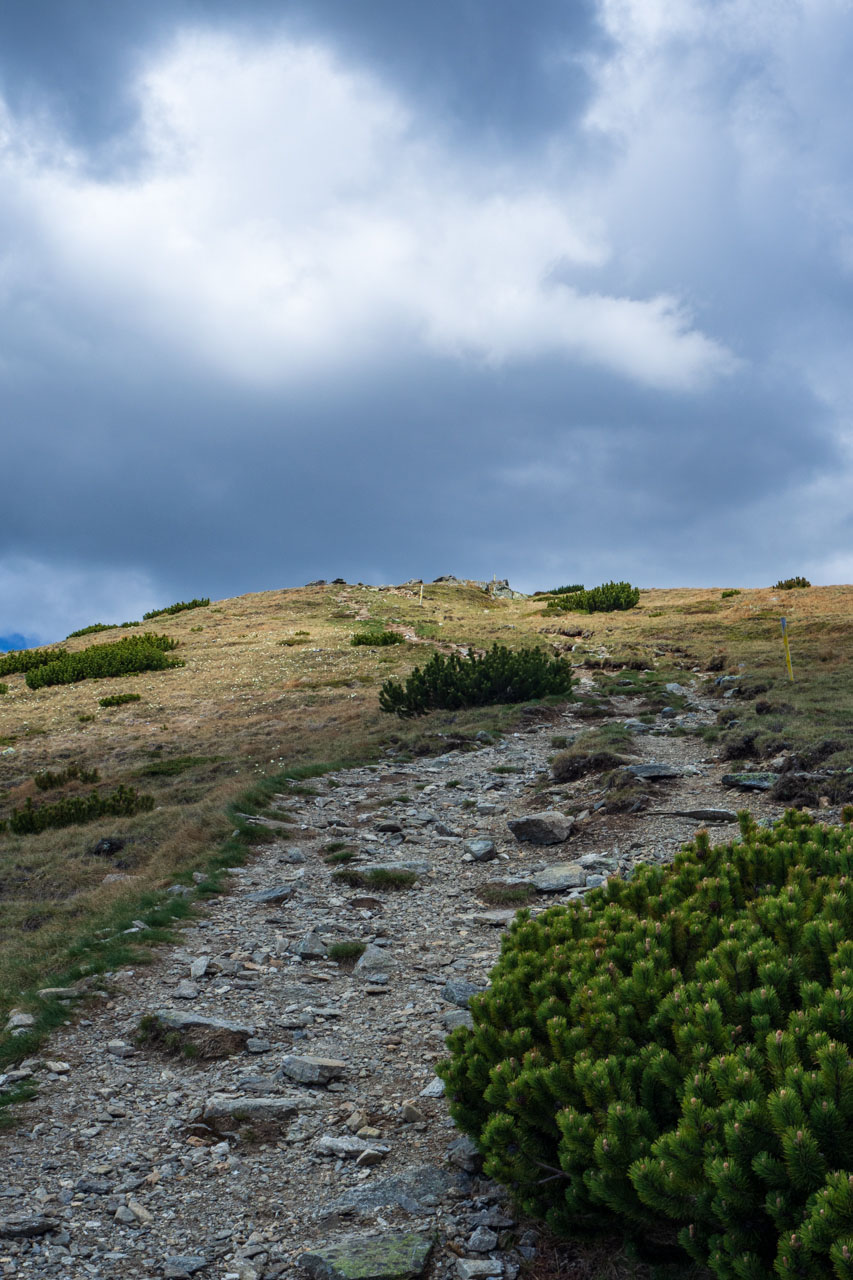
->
[{"left": 298, "top": 1230, "right": 433, "bottom": 1279}]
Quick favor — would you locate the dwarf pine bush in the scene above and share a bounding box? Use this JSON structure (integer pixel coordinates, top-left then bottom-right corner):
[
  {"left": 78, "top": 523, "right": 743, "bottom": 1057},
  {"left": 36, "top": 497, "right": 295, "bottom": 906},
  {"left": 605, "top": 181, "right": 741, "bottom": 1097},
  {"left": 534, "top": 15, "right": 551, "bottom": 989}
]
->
[
  {"left": 774, "top": 576, "right": 811, "bottom": 590},
  {"left": 143, "top": 598, "right": 210, "bottom": 619},
  {"left": 350, "top": 629, "right": 405, "bottom": 647},
  {"left": 67, "top": 623, "right": 115, "bottom": 638},
  {"left": 34, "top": 764, "right": 100, "bottom": 790},
  {"left": 8, "top": 785, "right": 154, "bottom": 834},
  {"left": 439, "top": 810, "right": 853, "bottom": 1279},
  {"left": 99, "top": 692, "right": 142, "bottom": 708},
  {"left": 0, "top": 682, "right": 6, "bottom": 695},
  {"left": 25, "top": 634, "right": 182, "bottom": 689},
  {"left": 548, "top": 581, "right": 640, "bottom": 613},
  {"left": 379, "top": 644, "right": 573, "bottom": 717},
  {"left": 0, "top": 646, "right": 67, "bottom": 678}
]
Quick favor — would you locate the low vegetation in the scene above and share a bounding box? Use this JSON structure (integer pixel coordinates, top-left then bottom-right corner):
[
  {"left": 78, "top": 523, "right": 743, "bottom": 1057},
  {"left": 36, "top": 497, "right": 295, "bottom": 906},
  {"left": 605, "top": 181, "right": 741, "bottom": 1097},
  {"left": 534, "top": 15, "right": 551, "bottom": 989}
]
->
[
  {"left": 142, "top": 598, "right": 210, "bottom": 619},
  {"left": 546, "top": 581, "right": 641, "bottom": 613},
  {"left": 0, "top": 684, "right": 6, "bottom": 696},
  {"left": 440, "top": 810, "right": 853, "bottom": 1279},
  {"left": 774, "top": 576, "right": 811, "bottom": 590},
  {"left": 332, "top": 867, "right": 418, "bottom": 890},
  {"left": 34, "top": 764, "right": 100, "bottom": 790},
  {"left": 379, "top": 644, "right": 574, "bottom": 717},
  {"left": 25, "top": 634, "right": 182, "bottom": 689},
  {"left": 551, "top": 723, "right": 635, "bottom": 781},
  {"left": 67, "top": 623, "right": 115, "bottom": 638},
  {"left": 99, "top": 692, "right": 142, "bottom": 708},
  {"left": 0, "top": 646, "right": 66, "bottom": 677},
  {"left": 328, "top": 940, "right": 366, "bottom": 963},
  {"left": 351, "top": 628, "right": 405, "bottom": 646},
  {"left": 3, "top": 785, "right": 154, "bottom": 835}
]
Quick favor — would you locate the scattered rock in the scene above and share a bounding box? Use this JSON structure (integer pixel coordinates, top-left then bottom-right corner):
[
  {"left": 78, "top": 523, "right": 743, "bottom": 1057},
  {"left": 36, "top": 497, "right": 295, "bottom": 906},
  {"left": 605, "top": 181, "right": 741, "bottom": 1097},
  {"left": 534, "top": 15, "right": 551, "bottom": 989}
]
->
[
  {"left": 163, "top": 1256, "right": 209, "bottom": 1278},
  {"left": 625, "top": 763, "right": 683, "bottom": 780},
  {"left": 721, "top": 772, "right": 777, "bottom": 791},
  {"left": 0, "top": 1214, "right": 60, "bottom": 1239},
  {"left": 244, "top": 885, "right": 294, "bottom": 904},
  {"left": 443, "top": 979, "right": 484, "bottom": 1008},
  {"left": 532, "top": 863, "right": 585, "bottom": 892},
  {"left": 277, "top": 1055, "right": 347, "bottom": 1086},
  {"left": 201, "top": 1094, "right": 302, "bottom": 1129},
  {"left": 455, "top": 1260, "right": 503, "bottom": 1279},
  {"left": 463, "top": 839, "right": 496, "bottom": 862},
  {"left": 142, "top": 1010, "right": 255, "bottom": 1057},
  {"left": 507, "top": 811, "right": 574, "bottom": 845}
]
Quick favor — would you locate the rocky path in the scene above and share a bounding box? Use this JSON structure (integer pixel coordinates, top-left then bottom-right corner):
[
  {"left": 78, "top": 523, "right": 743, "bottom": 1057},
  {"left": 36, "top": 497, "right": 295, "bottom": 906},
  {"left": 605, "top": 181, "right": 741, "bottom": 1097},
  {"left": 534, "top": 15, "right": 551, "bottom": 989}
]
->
[{"left": 0, "top": 684, "right": 787, "bottom": 1280}]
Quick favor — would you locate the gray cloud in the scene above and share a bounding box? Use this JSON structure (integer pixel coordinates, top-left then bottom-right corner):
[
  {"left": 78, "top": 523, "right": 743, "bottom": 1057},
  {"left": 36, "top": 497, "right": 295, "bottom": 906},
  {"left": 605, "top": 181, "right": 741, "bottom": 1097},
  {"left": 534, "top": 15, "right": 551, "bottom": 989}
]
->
[{"left": 0, "top": 1, "right": 851, "bottom": 641}]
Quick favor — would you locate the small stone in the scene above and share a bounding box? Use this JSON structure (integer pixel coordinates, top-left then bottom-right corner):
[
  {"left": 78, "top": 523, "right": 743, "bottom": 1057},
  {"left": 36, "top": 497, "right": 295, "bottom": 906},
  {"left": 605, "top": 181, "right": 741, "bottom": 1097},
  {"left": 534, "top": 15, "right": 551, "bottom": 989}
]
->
[
  {"left": 419, "top": 1077, "right": 445, "bottom": 1098},
  {"left": 584, "top": 874, "right": 607, "bottom": 889},
  {"left": 190, "top": 957, "right": 210, "bottom": 980},
  {"left": 626, "top": 763, "right": 682, "bottom": 780},
  {"left": 443, "top": 978, "right": 484, "bottom": 1008},
  {"left": 447, "top": 1134, "right": 482, "bottom": 1172},
  {"left": 316, "top": 1133, "right": 389, "bottom": 1161},
  {"left": 163, "top": 1256, "right": 208, "bottom": 1278},
  {"left": 468, "top": 1227, "right": 499, "bottom": 1252},
  {"left": 244, "top": 884, "right": 294, "bottom": 904},
  {"left": 401, "top": 1102, "right": 426, "bottom": 1123},
  {"left": 532, "top": 863, "right": 585, "bottom": 893},
  {"left": 0, "top": 1214, "right": 60, "bottom": 1239},
  {"left": 463, "top": 839, "right": 496, "bottom": 862},
  {"left": 5, "top": 1010, "right": 35, "bottom": 1031},
  {"left": 507, "top": 811, "right": 573, "bottom": 845},
  {"left": 280, "top": 847, "right": 306, "bottom": 863},
  {"left": 443, "top": 1009, "right": 474, "bottom": 1031},
  {"left": 114, "top": 1205, "right": 136, "bottom": 1224},
  {"left": 456, "top": 1261, "right": 503, "bottom": 1279},
  {"left": 175, "top": 980, "right": 200, "bottom": 1000},
  {"left": 202, "top": 1095, "right": 301, "bottom": 1127},
  {"left": 297, "top": 931, "right": 328, "bottom": 959},
  {"left": 246, "top": 1038, "right": 272, "bottom": 1054},
  {"left": 277, "top": 1054, "right": 347, "bottom": 1085},
  {"left": 354, "top": 943, "right": 396, "bottom": 976},
  {"left": 106, "top": 1040, "right": 136, "bottom": 1058},
  {"left": 45, "top": 1060, "right": 71, "bottom": 1074}
]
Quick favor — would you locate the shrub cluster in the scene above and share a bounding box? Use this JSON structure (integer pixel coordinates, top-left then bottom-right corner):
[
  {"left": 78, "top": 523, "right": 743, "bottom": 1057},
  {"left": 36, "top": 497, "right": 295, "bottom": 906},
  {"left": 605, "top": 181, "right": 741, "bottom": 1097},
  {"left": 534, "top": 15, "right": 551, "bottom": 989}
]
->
[
  {"left": 548, "top": 581, "right": 641, "bottom": 613},
  {"left": 5, "top": 785, "right": 155, "bottom": 834},
  {"left": 99, "top": 692, "right": 142, "bottom": 708},
  {"left": 721, "top": 589, "right": 741, "bottom": 599},
  {"left": 439, "top": 810, "right": 853, "bottom": 1279},
  {"left": 534, "top": 584, "right": 585, "bottom": 597},
  {"left": 379, "top": 644, "right": 574, "bottom": 718},
  {"left": 351, "top": 629, "right": 405, "bottom": 647},
  {"left": 143, "top": 598, "right": 210, "bottom": 619},
  {"left": 25, "top": 634, "right": 182, "bottom": 689},
  {"left": 774, "top": 577, "right": 811, "bottom": 590},
  {"left": 34, "top": 764, "right": 100, "bottom": 790},
  {"left": 67, "top": 623, "right": 115, "bottom": 638},
  {"left": 0, "top": 646, "right": 66, "bottom": 678},
  {"left": 0, "top": 682, "right": 6, "bottom": 695}
]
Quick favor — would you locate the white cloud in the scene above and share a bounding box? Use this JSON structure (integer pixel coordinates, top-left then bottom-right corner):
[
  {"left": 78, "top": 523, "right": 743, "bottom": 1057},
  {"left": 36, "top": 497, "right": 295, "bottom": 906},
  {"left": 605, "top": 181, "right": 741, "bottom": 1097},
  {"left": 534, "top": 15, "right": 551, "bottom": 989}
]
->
[
  {"left": 0, "top": 29, "right": 735, "bottom": 391},
  {"left": 0, "top": 557, "right": 160, "bottom": 644}
]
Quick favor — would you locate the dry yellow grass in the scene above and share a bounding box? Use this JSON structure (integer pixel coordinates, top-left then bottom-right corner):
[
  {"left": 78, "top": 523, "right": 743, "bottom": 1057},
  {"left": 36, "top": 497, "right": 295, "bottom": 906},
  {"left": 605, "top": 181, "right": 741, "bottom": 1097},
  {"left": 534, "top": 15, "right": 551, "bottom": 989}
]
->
[{"left": 1, "top": 577, "right": 851, "bottom": 1027}]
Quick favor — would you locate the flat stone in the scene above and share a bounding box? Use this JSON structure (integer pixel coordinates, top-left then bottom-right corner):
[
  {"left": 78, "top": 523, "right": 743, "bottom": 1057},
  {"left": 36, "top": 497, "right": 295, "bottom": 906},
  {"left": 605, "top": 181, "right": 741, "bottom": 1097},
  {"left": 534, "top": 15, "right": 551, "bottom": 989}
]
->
[
  {"left": 721, "top": 772, "right": 777, "bottom": 791},
  {"left": 626, "top": 763, "right": 682, "bottom": 779},
  {"left": 244, "top": 885, "right": 294, "bottom": 904},
  {"left": 163, "top": 1256, "right": 209, "bottom": 1278},
  {"left": 315, "top": 1133, "right": 389, "bottom": 1160},
  {"left": 298, "top": 930, "right": 328, "bottom": 959},
  {"left": 419, "top": 1078, "right": 445, "bottom": 1098},
  {"left": 456, "top": 1261, "right": 503, "bottom": 1279},
  {"left": 463, "top": 839, "right": 496, "bottom": 862},
  {"left": 201, "top": 1095, "right": 301, "bottom": 1127},
  {"left": 277, "top": 1054, "right": 347, "bottom": 1085},
  {"left": 280, "top": 847, "right": 306, "bottom": 863},
  {"left": 149, "top": 1010, "right": 254, "bottom": 1038},
  {"left": 354, "top": 944, "right": 397, "bottom": 976},
  {"left": 532, "top": 863, "right": 585, "bottom": 892},
  {"left": 37, "top": 987, "right": 84, "bottom": 1000},
  {"left": 468, "top": 1227, "right": 499, "bottom": 1252},
  {"left": 469, "top": 910, "right": 516, "bottom": 927},
  {"left": 5, "top": 1011, "right": 35, "bottom": 1031},
  {"left": 507, "top": 810, "right": 573, "bottom": 845},
  {"left": 0, "top": 1214, "right": 60, "bottom": 1239},
  {"left": 665, "top": 808, "right": 739, "bottom": 823},
  {"left": 324, "top": 1165, "right": 459, "bottom": 1216},
  {"left": 443, "top": 1009, "right": 474, "bottom": 1031},
  {"left": 175, "top": 980, "right": 200, "bottom": 999},
  {"left": 442, "top": 979, "right": 484, "bottom": 1008},
  {"left": 189, "top": 956, "right": 210, "bottom": 980},
  {"left": 299, "top": 1230, "right": 433, "bottom": 1280}
]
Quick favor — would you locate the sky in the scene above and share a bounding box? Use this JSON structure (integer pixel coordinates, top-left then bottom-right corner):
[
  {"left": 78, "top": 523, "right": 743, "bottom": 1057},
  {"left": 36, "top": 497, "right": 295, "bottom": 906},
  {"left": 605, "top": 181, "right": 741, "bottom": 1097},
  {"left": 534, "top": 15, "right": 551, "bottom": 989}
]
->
[{"left": 2, "top": 0, "right": 853, "bottom": 646}]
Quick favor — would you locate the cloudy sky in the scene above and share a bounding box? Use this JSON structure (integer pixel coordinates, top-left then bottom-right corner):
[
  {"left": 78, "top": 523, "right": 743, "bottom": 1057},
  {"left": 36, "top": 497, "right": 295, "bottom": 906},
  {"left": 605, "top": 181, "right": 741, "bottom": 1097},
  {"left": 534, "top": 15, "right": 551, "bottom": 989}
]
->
[{"left": 1, "top": 0, "right": 852, "bottom": 645}]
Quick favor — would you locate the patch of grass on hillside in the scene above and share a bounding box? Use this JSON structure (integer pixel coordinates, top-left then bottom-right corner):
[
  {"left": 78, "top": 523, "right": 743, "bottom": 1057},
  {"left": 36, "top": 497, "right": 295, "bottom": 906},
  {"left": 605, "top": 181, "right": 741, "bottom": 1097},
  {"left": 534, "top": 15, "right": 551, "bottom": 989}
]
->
[
  {"left": 143, "top": 598, "right": 210, "bottom": 619},
  {"left": 136, "top": 755, "right": 219, "bottom": 778}
]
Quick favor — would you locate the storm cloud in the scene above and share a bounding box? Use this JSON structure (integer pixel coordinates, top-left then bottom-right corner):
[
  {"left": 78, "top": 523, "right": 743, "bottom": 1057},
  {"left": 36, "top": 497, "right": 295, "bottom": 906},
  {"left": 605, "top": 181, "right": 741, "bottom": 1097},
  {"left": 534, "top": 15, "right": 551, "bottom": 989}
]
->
[{"left": 1, "top": 1, "right": 851, "bottom": 641}]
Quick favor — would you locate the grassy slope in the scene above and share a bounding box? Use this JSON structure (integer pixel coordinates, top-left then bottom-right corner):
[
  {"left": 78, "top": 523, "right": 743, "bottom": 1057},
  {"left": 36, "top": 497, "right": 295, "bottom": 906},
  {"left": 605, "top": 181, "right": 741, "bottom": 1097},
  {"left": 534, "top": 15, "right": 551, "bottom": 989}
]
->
[{"left": 1, "top": 578, "right": 850, "bottom": 1051}]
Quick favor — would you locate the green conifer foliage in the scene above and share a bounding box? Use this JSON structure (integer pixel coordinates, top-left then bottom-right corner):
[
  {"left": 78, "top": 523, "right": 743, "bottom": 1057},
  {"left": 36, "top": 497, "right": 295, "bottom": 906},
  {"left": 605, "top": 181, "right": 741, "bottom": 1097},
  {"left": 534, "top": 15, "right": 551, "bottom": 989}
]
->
[
  {"left": 438, "top": 811, "right": 853, "bottom": 1278},
  {"left": 378, "top": 644, "right": 573, "bottom": 717},
  {"left": 24, "top": 634, "right": 182, "bottom": 689}
]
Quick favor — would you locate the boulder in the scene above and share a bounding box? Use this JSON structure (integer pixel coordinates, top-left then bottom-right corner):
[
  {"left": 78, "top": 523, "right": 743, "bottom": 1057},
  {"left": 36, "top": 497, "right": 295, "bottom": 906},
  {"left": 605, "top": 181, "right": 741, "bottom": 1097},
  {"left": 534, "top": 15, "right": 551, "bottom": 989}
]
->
[
  {"left": 299, "top": 1231, "right": 433, "bottom": 1280},
  {"left": 507, "top": 811, "right": 573, "bottom": 845}
]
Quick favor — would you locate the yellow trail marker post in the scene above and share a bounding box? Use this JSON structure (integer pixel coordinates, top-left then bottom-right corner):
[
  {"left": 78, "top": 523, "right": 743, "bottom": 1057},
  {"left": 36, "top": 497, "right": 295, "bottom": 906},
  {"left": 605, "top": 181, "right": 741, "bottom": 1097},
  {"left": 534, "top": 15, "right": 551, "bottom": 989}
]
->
[{"left": 781, "top": 616, "right": 794, "bottom": 682}]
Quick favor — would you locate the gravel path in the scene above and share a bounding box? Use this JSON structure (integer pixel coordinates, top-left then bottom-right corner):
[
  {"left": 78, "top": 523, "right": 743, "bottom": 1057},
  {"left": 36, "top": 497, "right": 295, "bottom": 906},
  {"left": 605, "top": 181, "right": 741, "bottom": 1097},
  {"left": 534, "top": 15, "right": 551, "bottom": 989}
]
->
[{"left": 0, "top": 683, "right": 788, "bottom": 1280}]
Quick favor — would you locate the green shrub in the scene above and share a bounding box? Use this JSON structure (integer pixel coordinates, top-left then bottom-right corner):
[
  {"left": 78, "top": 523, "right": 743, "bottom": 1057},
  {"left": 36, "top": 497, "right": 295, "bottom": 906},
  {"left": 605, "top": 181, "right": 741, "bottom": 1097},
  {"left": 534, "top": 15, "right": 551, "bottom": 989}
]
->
[
  {"left": 0, "top": 646, "right": 67, "bottom": 678},
  {"left": 99, "top": 692, "right": 142, "bottom": 708},
  {"left": 328, "top": 940, "right": 367, "bottom": 963},
  {"left": 34, "top": 764, "right": 100, "bottom": 790},
  {"left": 143, "top": 598, "right": 210, "bottom": 619},
  {"left": 67, "top": 623, "right": 115, "bottom": 638},
  {"left": 535, "top": 584, "right": 585, "bottom": 596},
  {"left": 774, "top": 577, "right": 811, "bottom": 590},
  {"left": 25, "top": 634, "right": 181, "bottom": 689},
  {"left": 379, "top": 644, "right": 573, "bottom": 718},
  {"left": 351, "top": 629, "right": 405, "bottom": 647},
  {"left": 548, "top": 581, "right": 640, "bottom": 613},
  {"left": 439, "top": 810, "right": 853, "bottom": 1278},
  {"left": 7, "top": 785, "right": 155, "bottom": 834},
  {"left": 332, "top": 867, "right": 418, "bottom": 889},
  {"left": 0, "top": 683, "right": 6, "bottom": 695},
  {"left": 721, "top": 589, "right": 741, "bottom": 599}
]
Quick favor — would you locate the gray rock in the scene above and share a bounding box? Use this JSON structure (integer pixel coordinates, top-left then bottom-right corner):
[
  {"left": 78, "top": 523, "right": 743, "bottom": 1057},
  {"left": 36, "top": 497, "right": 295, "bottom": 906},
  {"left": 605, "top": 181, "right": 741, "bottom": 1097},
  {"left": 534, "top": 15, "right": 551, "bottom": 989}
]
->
[
  {"left": 0, "top": 1214, "right": 60, "bottom": 1239},
  {"left": 463, "top": 839, "right": 496, "bottom": 862},
  {"left": 532, "top": 863, "right": 585, "bottom": 892},
  {"left": 244, "top": 885, "right": 294, "bottom": 904},
  {"left": 299, "top": 1231, "right": 433, "bottom": 1280},
  {"left": 4, "top": 1011, "right": 35, "bottom": 1031},
  {"left": 375, "top": 820, "right": 403, "bottom": 833},
  {"left": 147, "top": 1010, "right": 254, "bottom": 1046},
  {"left": 246, "top": 1038, "right": 272, "bottom": 1054},
  {"left": 315, "top": 1133, "right": 389, "bottom": 1160},
  {"left": 354, "top": 944, "right": 396, "bottom": 976},
  {"left": 175, "top": 980, "right": 200, "bottom": 1000},
  {"left": 324, "top": 1165, "right": 459, "bottom": 1217},
  {"left": 448, "top": 1134, "right": 482, "bottom": 1173},
  {"left": 297, "top": 930, "right": 328, "bottom": 959},
  {"left": 189, "top": 956, "right": 210, "bottom": 980},
  {"left": 443, "top": 979, "right": 484, "bottom": 1008},
  {"left": 201, "top": 1095, "right": 301, "bottom": 1127},
  {"left": 163, "top": 1256, "right": 208, "bottom": 1278},
  {"left": 507, "top": 810, "right": 573, "bottom": 845},
  {"left": 661, "top": 808, "right": 739, "bottom": 823},
  {"left": 106, "top": 1039, "right": 136, "bottom": 1058},
  {"left": 419, "top": 1077, "right": 445, "bottom": 1098},
  {"left": 114, "top": 1205, "right": 136, "bottom": 1224},
  {"left": 277, "top": 1054, "right": 347, "bottom": 1085},
  {"left": 456, "top": 1261, "right": 503, "bottom": 1279},
  {"left": 626, "top": 763, "right": 682, "bottom": 779},
  {"left": 584, "top": 873, "right": 607, "bottom": 889},
  {"left": 468, "top": 1226, "right": 499, "bottom": 1252}
]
